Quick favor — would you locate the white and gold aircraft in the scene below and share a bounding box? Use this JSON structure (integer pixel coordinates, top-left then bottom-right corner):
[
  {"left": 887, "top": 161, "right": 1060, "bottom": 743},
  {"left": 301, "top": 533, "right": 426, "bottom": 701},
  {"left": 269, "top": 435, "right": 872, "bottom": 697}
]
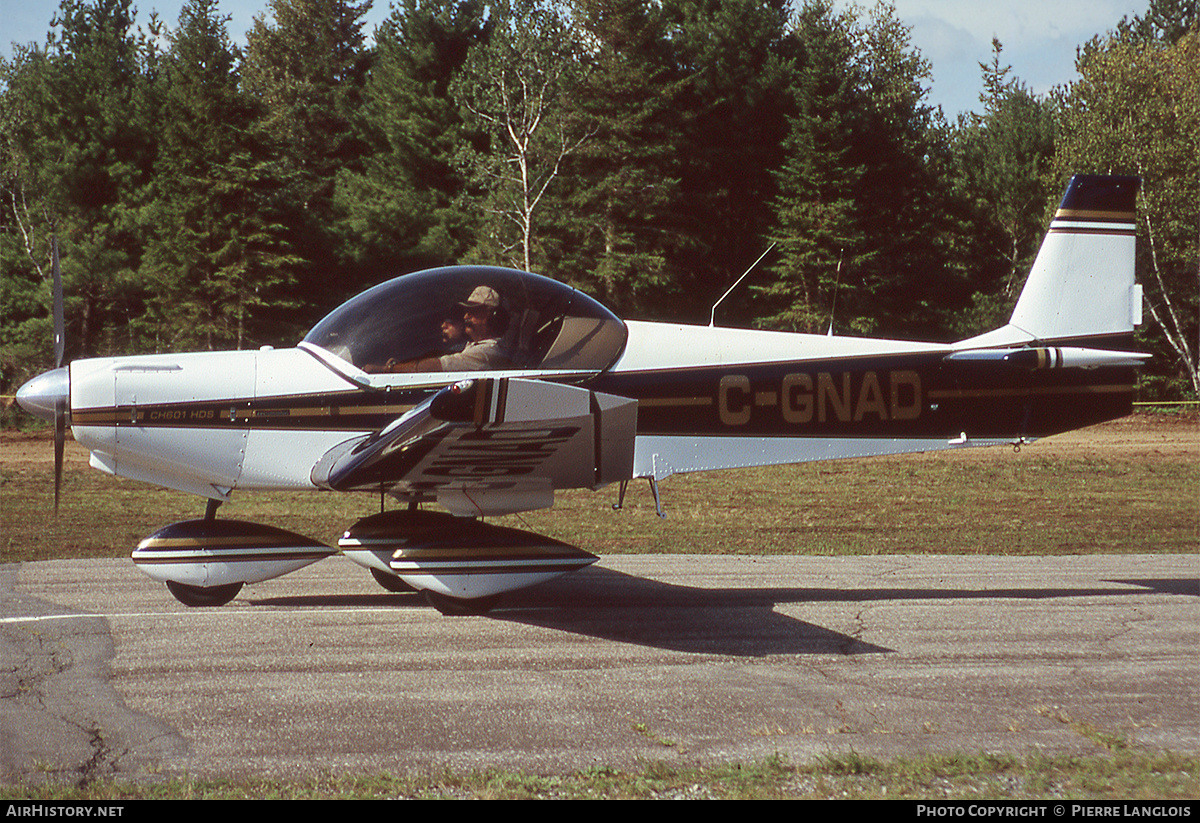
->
[{"left": 17, "top": 174, "right": 1148, "bottom": 613}]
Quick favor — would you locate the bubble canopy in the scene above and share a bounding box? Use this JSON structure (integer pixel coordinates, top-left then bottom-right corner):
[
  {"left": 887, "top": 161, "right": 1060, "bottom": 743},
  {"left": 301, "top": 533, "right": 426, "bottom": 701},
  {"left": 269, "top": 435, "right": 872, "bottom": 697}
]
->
[{"left": 302, "top": 266, "right": 628, "bottom": 376}]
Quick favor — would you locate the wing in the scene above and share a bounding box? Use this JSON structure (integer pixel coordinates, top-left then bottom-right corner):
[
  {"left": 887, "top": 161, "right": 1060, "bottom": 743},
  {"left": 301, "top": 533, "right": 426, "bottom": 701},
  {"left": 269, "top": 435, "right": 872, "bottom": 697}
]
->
[{"left": 311, "top": 378, "right": 636, "bottom": 516}]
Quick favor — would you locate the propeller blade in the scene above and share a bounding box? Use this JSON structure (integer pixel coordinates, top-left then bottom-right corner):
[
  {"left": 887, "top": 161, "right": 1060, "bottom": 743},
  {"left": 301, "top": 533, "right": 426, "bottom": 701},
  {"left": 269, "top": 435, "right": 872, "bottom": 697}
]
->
[
  {"left": 51, "top": 236, "right": 66, "bottom": 512},
  {"left": 54, "top": 397, "right": 65, "bottom": 512},
  {"left": 52, "top": 235, "right": 64, "bottom": 368}
]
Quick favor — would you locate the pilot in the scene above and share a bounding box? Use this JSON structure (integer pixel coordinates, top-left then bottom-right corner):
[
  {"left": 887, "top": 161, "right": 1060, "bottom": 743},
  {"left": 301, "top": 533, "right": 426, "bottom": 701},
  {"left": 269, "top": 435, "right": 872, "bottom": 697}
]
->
[
  {"left": 437, "top": 286, "right": 512, "bottom": 371},
  {"left": 374, "top": 286, "right": 511, "bottom": 373}
]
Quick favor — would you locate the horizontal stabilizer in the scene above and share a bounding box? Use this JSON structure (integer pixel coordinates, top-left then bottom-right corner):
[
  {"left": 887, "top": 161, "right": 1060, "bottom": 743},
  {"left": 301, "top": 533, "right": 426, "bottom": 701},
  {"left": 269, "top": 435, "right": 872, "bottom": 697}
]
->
[{"left": 945, "top": 347, "right": 1150, "bottom": 369}]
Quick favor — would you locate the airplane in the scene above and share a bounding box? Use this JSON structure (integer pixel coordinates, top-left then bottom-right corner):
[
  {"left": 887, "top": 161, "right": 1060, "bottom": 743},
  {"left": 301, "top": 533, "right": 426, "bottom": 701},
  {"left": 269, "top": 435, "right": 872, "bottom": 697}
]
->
[{"left": 15, "top": 174, "right": 1149, "bottom": 614}]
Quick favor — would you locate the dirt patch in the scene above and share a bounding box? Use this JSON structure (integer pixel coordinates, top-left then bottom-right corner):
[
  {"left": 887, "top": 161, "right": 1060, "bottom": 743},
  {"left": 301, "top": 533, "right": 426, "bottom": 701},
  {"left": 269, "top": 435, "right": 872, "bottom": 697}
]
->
[
  {"left": 1021, "top": 411, "right": 1198, "bottom": 459},
  {"left": 3, "top": 429, "right": 92, "bottom": 467}
]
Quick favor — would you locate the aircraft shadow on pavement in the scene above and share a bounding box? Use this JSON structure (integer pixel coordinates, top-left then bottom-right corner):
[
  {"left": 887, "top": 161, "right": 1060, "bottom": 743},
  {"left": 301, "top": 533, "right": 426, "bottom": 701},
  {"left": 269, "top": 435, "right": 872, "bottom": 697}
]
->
[
  {"left": 487, "top": 569, "right": 1198, "bottom": 656},
  {"left": 251, "top": 566, "right": 889, "bottom": 657},
  {"left": 493, "top": 566, "right": 892, "bottom": 657},
  {"left": 247, "top": 567, "right": 1193, "bottom": 657},
  {"left": 1108, "top": 578, "right": 1199, "bottom": 597}
]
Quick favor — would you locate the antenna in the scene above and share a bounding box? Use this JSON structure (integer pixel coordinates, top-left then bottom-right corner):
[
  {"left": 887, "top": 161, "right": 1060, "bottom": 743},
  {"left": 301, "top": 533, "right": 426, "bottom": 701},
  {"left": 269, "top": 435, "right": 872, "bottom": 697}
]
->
[
  {"left": 709, "top": 243, "right": 775, "bottom": 327},
  {"left": 826, "top": 249, "right": 844, "bottom": 336}
]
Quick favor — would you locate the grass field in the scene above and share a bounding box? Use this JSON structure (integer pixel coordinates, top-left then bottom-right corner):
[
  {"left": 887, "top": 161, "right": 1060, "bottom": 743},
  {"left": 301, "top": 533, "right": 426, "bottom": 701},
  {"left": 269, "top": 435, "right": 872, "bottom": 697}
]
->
[
  {"left": 4, "top": 748, "right": 1198, "bottom": 800},
  {"left": 2, "top": 413, "right": 1196, "bottom": 564}
]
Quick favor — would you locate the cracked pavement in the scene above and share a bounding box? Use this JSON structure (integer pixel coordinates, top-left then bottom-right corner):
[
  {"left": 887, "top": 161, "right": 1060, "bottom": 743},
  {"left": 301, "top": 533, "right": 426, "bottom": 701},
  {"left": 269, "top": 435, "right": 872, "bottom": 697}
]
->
[
  {"left": 1, "top": 565, "right": 187, "bottom": 786},
  {"left": 2, "top": 554, "right": 1197, "bottom": 783}
]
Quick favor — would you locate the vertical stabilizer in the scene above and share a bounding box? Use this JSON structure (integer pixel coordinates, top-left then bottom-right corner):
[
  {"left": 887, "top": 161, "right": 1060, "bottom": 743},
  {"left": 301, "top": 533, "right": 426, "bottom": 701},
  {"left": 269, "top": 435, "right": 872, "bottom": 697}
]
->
[{"left": 958, "top": 175, "right": 1142, "bottom": 349}]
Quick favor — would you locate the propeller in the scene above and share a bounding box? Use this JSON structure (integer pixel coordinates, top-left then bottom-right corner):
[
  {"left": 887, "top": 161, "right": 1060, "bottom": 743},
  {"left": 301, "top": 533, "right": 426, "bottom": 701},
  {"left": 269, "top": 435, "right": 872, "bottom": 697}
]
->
[
  {"left": 52, "top": 235, "right": 65, "bottom": 511},
  {"left": 15, "top": 236, "right": 70, "bottom": 511}
]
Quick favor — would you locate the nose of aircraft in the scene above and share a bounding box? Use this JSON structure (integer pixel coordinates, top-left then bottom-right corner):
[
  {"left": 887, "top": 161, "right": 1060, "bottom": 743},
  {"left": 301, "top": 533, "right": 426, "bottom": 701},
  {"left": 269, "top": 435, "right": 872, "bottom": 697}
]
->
[{"left": 16, "top": 367, "right": 69, "bottom": 422}]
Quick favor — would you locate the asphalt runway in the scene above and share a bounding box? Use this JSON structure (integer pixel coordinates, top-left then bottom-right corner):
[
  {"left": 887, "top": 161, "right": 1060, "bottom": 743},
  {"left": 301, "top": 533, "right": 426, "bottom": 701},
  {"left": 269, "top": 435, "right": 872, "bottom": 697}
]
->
[{"left": 2, "top": 553, "right": 1197, "bottom": 784}]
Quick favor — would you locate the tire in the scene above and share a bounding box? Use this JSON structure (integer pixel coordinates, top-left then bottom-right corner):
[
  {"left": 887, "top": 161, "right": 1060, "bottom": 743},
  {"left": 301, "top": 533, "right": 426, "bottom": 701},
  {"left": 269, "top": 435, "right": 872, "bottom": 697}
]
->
[
  {"left": 370, "top": 567, "right": 417, "bottom": 593},
  {"left": 165, "top": 580, "right": 243, "bottom": 607},
  {"left": 423, "top": 590, "right": 500, "bottom": 616}
]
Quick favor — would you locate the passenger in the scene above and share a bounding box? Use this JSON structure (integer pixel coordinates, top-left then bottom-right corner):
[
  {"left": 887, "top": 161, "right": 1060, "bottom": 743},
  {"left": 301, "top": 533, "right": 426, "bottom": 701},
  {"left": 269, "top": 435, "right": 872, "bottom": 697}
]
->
[{"left": 440, "top": 313, "right": 467, "bottom": 353}]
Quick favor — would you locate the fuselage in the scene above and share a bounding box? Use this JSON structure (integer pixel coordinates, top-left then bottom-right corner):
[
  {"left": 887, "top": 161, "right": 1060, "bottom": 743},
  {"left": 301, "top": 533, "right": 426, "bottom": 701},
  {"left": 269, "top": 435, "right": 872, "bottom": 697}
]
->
[{"left": 59, "top": 317, "right": 1136, "bottom": 502}]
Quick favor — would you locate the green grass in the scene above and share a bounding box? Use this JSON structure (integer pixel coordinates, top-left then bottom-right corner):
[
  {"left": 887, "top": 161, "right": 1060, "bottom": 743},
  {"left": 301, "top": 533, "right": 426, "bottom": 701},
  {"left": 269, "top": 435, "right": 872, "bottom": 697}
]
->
[{"left": 3, "top": 748, "right": 1197, "bottom": 799}]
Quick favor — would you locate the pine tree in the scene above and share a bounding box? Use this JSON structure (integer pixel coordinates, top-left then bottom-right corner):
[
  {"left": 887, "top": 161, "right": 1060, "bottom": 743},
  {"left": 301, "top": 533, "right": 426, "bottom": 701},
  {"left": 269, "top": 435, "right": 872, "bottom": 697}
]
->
[
  {"left": 1, "top": 0, "right": 161, "bottom": 362},
  {"left": 333, "top": 0, "right": 490, "bottom": 280},
  {"left": 757, "top": 1, "right": 958, "bottom": 338},
  {"left": 145, "top": 0, "right": 299, "bottom": 351},
  {"left": 755, "top": 0, "right": 864, "bottom": 333},
  {"left": 241, "top": 0, "right": 373, "bottom": 320},
  {"left": 2, "top": 44, "right": 61, "bottom": 391},
  {"left": 659, "top": 0, "right": 797, "bottom": 324},
  {"left": 550, "top": 0, "right": 690, "bottom": 316},
  {"left": 946, "top": 39, "right": 1058, "bottom": 336}
]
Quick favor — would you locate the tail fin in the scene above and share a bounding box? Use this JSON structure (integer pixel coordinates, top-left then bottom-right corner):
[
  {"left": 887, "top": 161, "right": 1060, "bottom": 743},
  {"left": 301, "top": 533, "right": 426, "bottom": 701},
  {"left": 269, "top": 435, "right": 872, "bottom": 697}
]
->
[{"left": 958, "top": 175, "right": 1142, "bottom": 349}]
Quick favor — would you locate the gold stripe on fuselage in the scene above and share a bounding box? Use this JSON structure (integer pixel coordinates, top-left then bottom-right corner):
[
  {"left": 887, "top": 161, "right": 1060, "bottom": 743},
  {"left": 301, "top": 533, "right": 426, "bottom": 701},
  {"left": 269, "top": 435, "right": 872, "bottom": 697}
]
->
[
  {"left": 638, "top": 397, "right": 713, "bottom": 407},
  {"left": 72, "top": 400, "right": 417, "bottom": 428},
  {"left": 927, "top": 384, "right": 1134, "bottom": 401}
]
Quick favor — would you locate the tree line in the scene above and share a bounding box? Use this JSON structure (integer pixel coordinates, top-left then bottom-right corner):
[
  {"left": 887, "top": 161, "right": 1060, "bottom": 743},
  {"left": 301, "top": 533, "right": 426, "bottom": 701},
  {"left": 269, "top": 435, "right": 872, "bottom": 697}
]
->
[{"left": 2, "top": 0, "right": 1196, "bottom": 403}]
